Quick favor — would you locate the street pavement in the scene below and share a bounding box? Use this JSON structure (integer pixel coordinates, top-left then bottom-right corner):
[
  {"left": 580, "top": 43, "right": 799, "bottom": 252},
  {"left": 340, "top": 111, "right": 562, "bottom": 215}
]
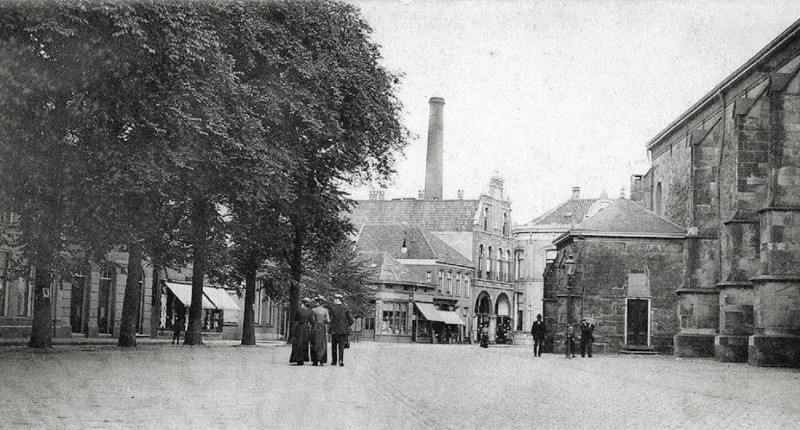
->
[{"left": 1, "top": 341, "right": 799, "bottom": 429}]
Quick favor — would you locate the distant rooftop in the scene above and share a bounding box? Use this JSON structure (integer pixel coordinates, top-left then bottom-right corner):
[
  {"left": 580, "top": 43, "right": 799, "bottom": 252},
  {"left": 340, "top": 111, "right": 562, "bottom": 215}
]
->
[
  {"left": 348, "top": 199, "right": 480, "bottom": 232},
  {"left": 355, "top": 225, "right": 473, "bottom": 268}
]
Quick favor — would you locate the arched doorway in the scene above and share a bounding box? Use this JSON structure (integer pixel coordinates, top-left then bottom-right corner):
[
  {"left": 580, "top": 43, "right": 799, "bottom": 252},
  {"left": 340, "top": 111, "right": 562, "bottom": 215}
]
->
[
  {"left": 475, "top": 292, "right": 492, "bottom": 342},
  {"left": 495, "top": 293, "right": 511, "bottom": 344}
]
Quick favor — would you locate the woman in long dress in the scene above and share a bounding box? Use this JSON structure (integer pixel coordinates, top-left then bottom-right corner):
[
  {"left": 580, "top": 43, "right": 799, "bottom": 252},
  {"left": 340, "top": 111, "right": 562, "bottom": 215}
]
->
[
  {"left": 289, "top": 298, "right": 313, "bottom": 365},
  {"left": 310, "top": 297, "right": 330, "bottom": 366}
]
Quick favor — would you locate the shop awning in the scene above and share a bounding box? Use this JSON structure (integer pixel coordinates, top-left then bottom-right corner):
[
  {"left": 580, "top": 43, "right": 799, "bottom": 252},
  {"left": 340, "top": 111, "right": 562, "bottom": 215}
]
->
[
  {"left": 203, "top": 287, "right": 241, "bottom": 312},
  {"left": 414, "top": 302, "right": 444, "bottom": 322},
  {"left": 439, "top": 311, "right": 466, "bottom": 325},
  {"left": 164, "top": 282, "right": 215, "bottom": 310}
]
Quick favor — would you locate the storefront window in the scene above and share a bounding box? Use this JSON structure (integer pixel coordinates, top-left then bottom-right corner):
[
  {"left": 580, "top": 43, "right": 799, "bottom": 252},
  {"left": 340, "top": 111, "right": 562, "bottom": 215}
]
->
[{"left": 381, "top": 302, "right": 408, "bottom": 335}]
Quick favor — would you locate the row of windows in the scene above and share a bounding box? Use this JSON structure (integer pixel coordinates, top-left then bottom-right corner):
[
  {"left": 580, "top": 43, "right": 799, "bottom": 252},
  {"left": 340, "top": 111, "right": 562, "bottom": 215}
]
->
[
  {"left": 429, "top": 270, "right": 470, "bottom": 297},
  {"left": 477, "top": 245, "right": 514, "bottom": 282},
  {"left": 482, "top": 208, "right": 511, "bottom": 236},
  {"left": 381, "top": 301, "right": 409, "bottom": 335}
]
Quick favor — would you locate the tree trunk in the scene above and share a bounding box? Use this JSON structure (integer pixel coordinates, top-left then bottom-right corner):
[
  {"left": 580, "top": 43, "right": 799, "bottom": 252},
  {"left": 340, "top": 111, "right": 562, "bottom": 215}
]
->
[
  {"left": 241, "top": 260, "right": 257, "bottom": 346},
  {"left": 185, "top": 197, "right": 209, "bottom": 345},
  {"left": 118, "top": 243, "right": 143, "bottom": 347},
  {"left": 149, "top": 267, "right": 161, "bottom": 338},
  {"left": 28, "top": 260, "right": 53, "bottom": 349},
  {"left": 287, "top": 222, "right": 305, "bottom": 342}
]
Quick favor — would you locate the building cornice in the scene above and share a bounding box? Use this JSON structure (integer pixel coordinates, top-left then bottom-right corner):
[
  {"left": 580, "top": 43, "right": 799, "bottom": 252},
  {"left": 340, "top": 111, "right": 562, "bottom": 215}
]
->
[{"left": 646, "top": 18, "right": 800, "bottom": 150}]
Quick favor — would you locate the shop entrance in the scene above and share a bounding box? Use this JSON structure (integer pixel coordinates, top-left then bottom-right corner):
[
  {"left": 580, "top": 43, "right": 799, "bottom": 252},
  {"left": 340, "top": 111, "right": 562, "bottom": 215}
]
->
[
  {"left": 495, "top": 294, "right": 511, "bottom": 344},
  {"left": 475, "top": 293, "right": 492, "bottom": 342}
]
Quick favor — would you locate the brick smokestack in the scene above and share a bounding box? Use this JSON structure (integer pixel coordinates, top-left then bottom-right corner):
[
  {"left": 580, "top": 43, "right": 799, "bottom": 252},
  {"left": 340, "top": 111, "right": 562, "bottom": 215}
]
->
[{"left": 424, "top": 97, "right": 444, "bottom": 200}]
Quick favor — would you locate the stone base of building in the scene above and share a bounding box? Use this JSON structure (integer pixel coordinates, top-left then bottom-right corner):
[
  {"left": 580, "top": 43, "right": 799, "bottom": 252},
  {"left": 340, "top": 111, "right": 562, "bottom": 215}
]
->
[
  {"left": 748, "top": 334, "right": 800, "bottom": 367},
  {"left": 512, "top": 331, "right": 533, "bottom": 345},
  {"left": 673, "top": 333, "right": 715, "bottom": 357},
  {"left": 715, "top": 334, "right": 749, "bottom": 362},
  {"left": 0, "top": 317, "right": 72, "bottom": 339},
  {"left": 374, "top": 334, "right": 413, "bottom": 343}
]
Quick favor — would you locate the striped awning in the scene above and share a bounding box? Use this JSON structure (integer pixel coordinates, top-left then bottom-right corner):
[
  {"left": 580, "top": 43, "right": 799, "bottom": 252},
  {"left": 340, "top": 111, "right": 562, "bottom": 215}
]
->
[
  {"left": 203, "top": 286, "right": 241, "bottom": 312},
  {"left": 414, "top": 302, "right": 444, "bottom": 322},
  {"left": 164, "top": 281, "right": 214, "bottom": 310},
  {"left": 439, "top": 311, "right": 466, "bottom": 325}
]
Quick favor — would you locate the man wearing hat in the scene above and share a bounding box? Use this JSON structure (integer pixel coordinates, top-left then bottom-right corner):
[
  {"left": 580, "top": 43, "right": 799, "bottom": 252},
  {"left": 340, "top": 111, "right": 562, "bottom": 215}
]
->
[
  {"left": 310, "top": 296, "right": 330, "bottom": 366},
  {"left": 328, "top": 293, "right": 355, "bottom": 367}
]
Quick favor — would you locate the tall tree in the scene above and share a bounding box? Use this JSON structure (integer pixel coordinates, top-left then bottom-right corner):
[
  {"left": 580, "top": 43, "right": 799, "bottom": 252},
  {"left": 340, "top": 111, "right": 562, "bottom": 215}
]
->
[
  {"left": 254, "top": 0, "right": 409, "bottom": 334},
  {"left": 0, "top": 2, "right": 112, "bottom": 348}
]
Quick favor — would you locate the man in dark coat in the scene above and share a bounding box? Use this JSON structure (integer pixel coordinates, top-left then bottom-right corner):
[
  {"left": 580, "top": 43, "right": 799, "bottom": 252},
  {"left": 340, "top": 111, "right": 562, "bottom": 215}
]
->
[
  {"left": 328, "top": 294, "right": 355, "bottom": 367},
  {"left": 530, "top": 314, "right": 546, "bottom": 356},
  {"left": 580, "top": 320, "right": 595, "bottom": 358}
]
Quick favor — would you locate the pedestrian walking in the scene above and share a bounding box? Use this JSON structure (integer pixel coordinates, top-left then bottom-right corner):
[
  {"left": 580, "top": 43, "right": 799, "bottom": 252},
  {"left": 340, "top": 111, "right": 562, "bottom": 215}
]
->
[
  {"left": 172, "top": 314, "right": 184, "bottom": 345},
  {"left": 328, "top": 293, "right": 354, "bottom": 367},
  {"left": 479, "top": 326, "right": 489, "bottom": 348},
  {"left": 310, "top": 296, "right": 330, "bottom": 366},
  {"left": 289, "top": 297, "right": 314, "bottom": 366},
  {"left": 580, "top": 319, "right": 595, "bottom": 358},
  {"left": 530, "top": 314, "right": 546, "bottom": 356},
  {"left": 565, "top": 324, "right": 576, "bottom": 358}
]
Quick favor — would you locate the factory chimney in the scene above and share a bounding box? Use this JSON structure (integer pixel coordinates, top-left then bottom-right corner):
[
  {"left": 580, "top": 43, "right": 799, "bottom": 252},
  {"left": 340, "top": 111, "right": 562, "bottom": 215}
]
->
[{"left": 424, "top": 97, "right": 444, "bottom": 200}]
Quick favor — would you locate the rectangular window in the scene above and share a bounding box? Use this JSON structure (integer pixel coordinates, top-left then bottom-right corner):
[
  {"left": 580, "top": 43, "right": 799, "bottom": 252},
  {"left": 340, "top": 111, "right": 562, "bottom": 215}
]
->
[
  {"left": 0, "top": 251, "right": 8, "bottom": 316},
  {"left": 438, "top": 271, "right": 443, "bottom": 294},
  {"left": 255, "top": 282, "right": 263, "bottom": 325},
  {"left": 426, "top": 271, "right": 432, "bottom": 284},
  {"left": 515, "top": 251, "right": 524, "bottom": 279},
  {"left": 98, "top": 264, "right": 114, "bottom": 334},
  {"left": 455, "top": 273, "right": 461, "bottom": 296},
  {"left": 447, "top": 271, "right": 452, "bottom": 295},
  {"left": 465, "top": 276, "right": 470, "bottom": 298}
]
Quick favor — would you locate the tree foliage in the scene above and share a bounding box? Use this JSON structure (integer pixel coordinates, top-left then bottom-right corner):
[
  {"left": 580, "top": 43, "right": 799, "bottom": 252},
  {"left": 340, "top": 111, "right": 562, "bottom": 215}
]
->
[{"left": 0, "top": 0, "right": 406, "bottom": 348}]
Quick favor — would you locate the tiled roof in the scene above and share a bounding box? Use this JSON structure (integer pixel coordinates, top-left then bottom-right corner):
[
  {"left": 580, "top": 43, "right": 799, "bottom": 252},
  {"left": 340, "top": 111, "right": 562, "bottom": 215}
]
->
[
  {"left": 357, "top": 252, "right": 426, "bottom": 285},
  {"left": 568, "top": 198, "right": 686, "bottom": 237},
  {"left": 347, "top": 199, "right": 480, "bottom": 232},
  {"left": 355, "top": 225, "right": 472, "bottom": 268},
  {"left": 528, "top": 198, "right": 599, "bottom": 226},
  {"left": 419, "top": 230, "right": 473, "bottom": 267}
]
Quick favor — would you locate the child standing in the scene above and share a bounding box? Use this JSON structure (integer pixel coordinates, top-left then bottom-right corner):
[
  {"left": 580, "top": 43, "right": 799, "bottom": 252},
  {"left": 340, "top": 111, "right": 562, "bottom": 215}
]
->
[{"left": 565, "top": 324, "right": 576, "bottom": 358}]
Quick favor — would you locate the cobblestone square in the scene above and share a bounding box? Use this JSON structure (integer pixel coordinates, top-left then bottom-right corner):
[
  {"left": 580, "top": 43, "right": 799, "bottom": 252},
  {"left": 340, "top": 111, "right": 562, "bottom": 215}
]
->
[{"left": 2, "top": 342, "right": 799, "bottom": 429}]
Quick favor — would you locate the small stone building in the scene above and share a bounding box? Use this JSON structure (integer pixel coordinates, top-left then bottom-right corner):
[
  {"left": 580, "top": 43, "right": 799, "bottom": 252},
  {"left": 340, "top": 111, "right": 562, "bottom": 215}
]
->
[{"left": 543, "top": 199, "right": 685, "bottom": 354}]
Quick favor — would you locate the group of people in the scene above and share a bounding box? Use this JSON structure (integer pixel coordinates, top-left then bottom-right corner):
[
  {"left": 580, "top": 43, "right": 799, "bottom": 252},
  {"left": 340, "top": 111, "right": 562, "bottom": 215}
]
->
[
  {"left": 529, "top": 313, "right": 596, "bottom": 358},
  {"left": 289, "top": 293, "right": 355, "bottom": 367}
]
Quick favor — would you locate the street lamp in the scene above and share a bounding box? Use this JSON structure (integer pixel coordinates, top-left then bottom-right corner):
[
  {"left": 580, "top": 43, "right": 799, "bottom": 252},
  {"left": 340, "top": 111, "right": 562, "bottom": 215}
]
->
[{"left": 564, "top": 253, "right": 576, "bottom": 326}]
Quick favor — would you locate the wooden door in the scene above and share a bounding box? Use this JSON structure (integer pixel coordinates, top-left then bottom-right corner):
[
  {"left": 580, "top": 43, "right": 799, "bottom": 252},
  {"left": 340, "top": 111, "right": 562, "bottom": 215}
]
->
[{"left": 626, "top": 299, "right": 649, "bottom": 347}]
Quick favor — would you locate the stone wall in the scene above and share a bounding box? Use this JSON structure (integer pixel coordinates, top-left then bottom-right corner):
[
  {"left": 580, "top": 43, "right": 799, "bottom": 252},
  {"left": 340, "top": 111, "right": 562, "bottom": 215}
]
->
[{"left": 545, "top": 236, "right": 684, "bottom": 354}]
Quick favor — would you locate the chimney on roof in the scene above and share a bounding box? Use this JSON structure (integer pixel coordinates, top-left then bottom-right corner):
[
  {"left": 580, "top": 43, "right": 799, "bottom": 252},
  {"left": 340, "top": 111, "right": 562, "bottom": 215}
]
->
[
  {"left": 457, "top": 190, "right": 464, "bottom": 200},
  {"left": 418, "top": 190, "right": 425, "bottom": 200},
  {"left": 572, "top": 187, "right": 580, "bottom": 200},
  {"left": 369, "top": 190, "right": 385, "bottom": 201},
  {"left": 424, "top": 97, "right": 444, "bottom": 200}
]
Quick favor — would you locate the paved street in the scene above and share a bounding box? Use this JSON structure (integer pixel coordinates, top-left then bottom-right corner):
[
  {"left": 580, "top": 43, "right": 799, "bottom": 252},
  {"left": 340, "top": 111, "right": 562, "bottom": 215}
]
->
[{"left": 1, "top": 341, "right": 799, "bottom": 429}]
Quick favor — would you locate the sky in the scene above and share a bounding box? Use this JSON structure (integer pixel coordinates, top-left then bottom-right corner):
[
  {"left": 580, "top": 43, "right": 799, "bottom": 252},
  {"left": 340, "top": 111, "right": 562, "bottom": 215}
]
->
[{"left": 343, "top": 0, "right": 800, "bottom": 224}]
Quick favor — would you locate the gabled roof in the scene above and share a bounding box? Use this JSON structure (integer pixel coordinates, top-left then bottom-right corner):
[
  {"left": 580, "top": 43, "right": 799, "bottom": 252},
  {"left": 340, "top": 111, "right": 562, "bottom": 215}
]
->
[
  {"left": 555, "top": 199, "right": 686, "bottom": 245},
  {"left": 347, "top": 199, "right": 480, "bottom": 232},
  {"left": 528, "top": 198, "right": 600, "bottom": 227},
  {"left": 357, "top": 252, "right": 427, "bottom": 286},
  {"left": 355, "top": 225, "right": 473, "bottom": 268}
]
